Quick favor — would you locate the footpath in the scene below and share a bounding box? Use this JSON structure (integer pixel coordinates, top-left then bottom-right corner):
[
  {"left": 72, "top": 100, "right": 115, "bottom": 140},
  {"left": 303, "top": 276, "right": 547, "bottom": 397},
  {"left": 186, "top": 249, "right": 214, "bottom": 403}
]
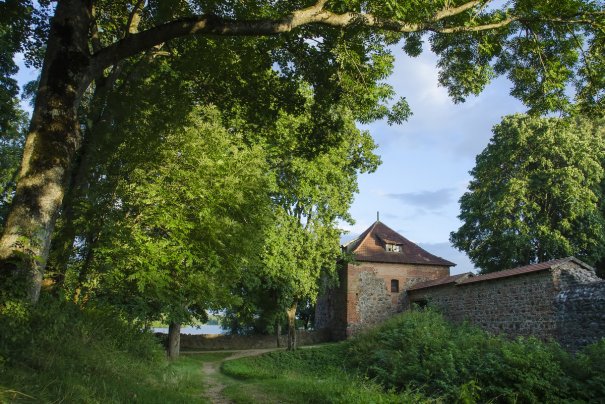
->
[{"left": 186, "top": 348, "right": 284, "bottom": 403}]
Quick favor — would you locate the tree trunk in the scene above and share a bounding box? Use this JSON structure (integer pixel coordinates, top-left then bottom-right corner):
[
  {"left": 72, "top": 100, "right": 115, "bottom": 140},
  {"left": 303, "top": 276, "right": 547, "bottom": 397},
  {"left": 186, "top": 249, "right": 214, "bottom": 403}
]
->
[
  {"left": 0, "top": 0, "right": 92, "bottom": 303},
  {"left": 275, "top": 319, "right": 281, "bottom": 348},
  {"left": 168, "top": 322, "right": 181, "bottom": 360},
  {"left": 287, "top": 301, "right": 297, "bottom": 351}
]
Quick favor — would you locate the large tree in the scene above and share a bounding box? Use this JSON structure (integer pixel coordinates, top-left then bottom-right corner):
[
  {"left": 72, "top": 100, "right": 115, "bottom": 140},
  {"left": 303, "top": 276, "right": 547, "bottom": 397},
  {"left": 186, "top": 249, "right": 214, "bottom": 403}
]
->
[
  {"left": 88, "top": 108, "right": 272, "bottom": 359},
  {"left": 2, "top": 0, "right": 605, "bottom": 302},
  {"left": 451, "top": 114, "right": 605, "bottom": 274},
  {"left": 220, "top": 94, "right": 380, "bottom": 349}
]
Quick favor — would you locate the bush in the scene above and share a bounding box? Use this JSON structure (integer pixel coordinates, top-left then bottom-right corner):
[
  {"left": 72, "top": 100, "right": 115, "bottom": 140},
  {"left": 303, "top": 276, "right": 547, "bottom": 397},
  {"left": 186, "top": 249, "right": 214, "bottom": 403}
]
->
[{"left": 346, "top": 310, "right": 600, "bottom": 402}]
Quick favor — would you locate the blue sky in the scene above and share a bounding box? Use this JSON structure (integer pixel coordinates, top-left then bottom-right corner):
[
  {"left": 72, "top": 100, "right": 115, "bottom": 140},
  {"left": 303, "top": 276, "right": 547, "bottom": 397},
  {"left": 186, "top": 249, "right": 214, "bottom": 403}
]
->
[
  {"left": 15, "top": 45, "right": 525, "bottom": 275},
  {"left": 342, "top": 47, "right": 526, "bottom": 274}
]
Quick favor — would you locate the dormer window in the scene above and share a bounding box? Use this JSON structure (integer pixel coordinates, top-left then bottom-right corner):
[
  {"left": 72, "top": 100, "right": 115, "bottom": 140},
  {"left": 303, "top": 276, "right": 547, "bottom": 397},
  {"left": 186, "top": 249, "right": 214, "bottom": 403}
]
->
[{"left": 386, "top": 243, "right": 402, "bottom": 252}]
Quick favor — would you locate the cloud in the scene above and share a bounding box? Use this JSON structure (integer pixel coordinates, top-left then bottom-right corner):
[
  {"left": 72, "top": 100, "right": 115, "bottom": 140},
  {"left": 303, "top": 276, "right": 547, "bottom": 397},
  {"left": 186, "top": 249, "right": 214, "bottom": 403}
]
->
[{"left": 385, "top": 188, "right": 456, "bottom": 211}]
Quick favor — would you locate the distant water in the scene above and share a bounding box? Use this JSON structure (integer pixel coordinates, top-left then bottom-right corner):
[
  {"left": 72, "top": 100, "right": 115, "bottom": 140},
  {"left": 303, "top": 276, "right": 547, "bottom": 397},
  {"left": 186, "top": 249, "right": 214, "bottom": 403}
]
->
[{"left": 153, "top": 324, "right": 225, "bottom": 335}]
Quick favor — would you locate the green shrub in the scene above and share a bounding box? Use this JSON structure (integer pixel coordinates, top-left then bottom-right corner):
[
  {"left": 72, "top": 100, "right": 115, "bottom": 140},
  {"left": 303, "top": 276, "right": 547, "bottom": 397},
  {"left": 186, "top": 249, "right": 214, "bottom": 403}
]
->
[
  {"left": 346, "top": 310, "right": 590, "bottom": 402},
  {"left": 563, "top": 338, "right": 605, "bottom": 401}
]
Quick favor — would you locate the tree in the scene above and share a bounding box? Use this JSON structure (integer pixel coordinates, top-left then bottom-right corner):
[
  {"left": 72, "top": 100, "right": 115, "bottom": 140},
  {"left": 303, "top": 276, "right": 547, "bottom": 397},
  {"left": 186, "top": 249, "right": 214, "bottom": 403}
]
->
[
  {"left": 0, "top": 108, "right": 28, "bottom": 231},
  {"left": 75, "top": 107, "right": 272, "bottom": 359},
  {"left": 239, "top": 99, "right": 379, "bottom": 349},
  {"left": 450, "top": 114, "right": 605, "bottom": 273},
  {"left": 2, "top": 0, "right": 605, "bottom": 302}
]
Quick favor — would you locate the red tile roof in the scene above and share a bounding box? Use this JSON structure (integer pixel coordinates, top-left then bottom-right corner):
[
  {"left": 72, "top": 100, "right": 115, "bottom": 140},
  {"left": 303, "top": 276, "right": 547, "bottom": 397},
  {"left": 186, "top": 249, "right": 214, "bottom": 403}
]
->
[
  {"left": 407, "top": 273, "right": 473, "bottom": 291},
  {"left": 344, "top": 221, "right": 455, "bottom": 267},
  {"left": 457, "top": 257, "right": 592, "bottom": 285}
]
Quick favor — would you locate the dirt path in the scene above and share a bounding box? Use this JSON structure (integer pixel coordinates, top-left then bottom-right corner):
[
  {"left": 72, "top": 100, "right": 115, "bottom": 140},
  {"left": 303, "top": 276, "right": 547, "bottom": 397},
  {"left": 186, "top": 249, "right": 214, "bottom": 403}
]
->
[
  {"left": 200, "top": 359, "right": 230, "bottom": 404},
  {"left": 191, "top": 348, "right": 284, "bottom": 404}
]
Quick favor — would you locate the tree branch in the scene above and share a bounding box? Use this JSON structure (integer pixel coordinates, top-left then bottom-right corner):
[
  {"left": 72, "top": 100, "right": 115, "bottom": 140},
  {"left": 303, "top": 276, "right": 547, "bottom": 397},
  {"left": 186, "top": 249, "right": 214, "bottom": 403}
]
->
[
  {"left": 126, "top": 0, "right": 146, "bottom": 36},
  {"left": 434, "top": 17, "right": 518, "bottom": 33},
  {"left": 88, "top": 0, "right": 598, "bottom": 80},
  {"left": 90, "top": 4, "right": 103, "bottom": 53}
]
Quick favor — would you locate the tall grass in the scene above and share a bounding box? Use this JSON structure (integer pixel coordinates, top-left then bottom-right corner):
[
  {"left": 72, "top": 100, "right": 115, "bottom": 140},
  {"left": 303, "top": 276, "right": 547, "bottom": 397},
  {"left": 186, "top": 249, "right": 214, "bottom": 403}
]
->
[
  {"left": 0, "top": 297, "right": 205, "bottom": 403},
  {"left": 222, "top": 310, "right": 605, "bottom": 403},
  {"left": 222, "top": 344, "right": 430, "bottom": 403}
]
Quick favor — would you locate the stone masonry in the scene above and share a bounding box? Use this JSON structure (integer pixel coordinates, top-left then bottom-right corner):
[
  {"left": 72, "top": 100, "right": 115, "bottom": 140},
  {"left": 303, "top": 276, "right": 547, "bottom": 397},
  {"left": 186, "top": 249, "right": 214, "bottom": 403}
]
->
[
  {"left": 407, "top": 257, "right": 605, "bottom": 350},
  {"left": 316, "top": 221, "right": 605, "bottom": 350},
  {"left": 315, "top": 220, "right": 455, "bottom": 339}
]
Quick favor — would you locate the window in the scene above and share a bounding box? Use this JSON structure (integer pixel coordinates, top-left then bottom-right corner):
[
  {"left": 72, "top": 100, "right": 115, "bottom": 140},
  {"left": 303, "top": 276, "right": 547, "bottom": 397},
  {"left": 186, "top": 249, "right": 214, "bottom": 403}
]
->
[
  {"left": 386, "top": 243, "right": 402, "bottom": 252},
  {"left": 391, "top": 279, "right": 399, "bottom": 293}
]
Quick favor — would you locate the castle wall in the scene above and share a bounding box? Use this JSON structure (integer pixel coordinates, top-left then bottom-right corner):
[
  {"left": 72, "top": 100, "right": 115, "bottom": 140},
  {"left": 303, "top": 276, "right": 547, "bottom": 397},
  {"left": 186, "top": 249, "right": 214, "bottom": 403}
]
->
[
  {"left": 408, "top": 270, "right": 558, "bottom": 339},
  {"left": 555, "top": 281, "right": 605, "bottom": 350},
  {"left": 407, "top": 261, "right": 605, "bottom": 350},
  {"left": 315, "top": 262, "right": 448, "bottom": 337},
  {"left": 314, "top": 268, "right": 349, "bottom": 340}
]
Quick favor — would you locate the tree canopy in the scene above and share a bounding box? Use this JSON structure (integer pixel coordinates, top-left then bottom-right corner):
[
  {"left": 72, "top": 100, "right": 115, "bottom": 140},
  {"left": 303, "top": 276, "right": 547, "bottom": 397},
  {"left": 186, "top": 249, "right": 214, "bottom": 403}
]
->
[
  {"left": 451, "top": 114, "right": 605, "bottom": 274},
  {"left": 1, "top": 0, "right": 605, "bottom": 303}
]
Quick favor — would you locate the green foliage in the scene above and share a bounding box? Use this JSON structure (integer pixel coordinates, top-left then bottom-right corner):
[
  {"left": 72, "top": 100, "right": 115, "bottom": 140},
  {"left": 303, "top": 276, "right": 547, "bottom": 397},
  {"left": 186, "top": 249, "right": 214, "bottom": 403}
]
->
[
  {"left": 74, "top": 105, "right": 272, "bottom": 324},
  {"left": 223, "top": 92, "right": 380, "bottom": 334},
  {"left": 564, "top": 339, "right": 605, "bottom": 401},
  {"left": 0, "top": 106, "right": 27, "bottom": 230},
  {"left": 222, "top": 344, "right": 428, "bottom": 403},
  {"left": 0, "top": 298, "right": 205, "bottom": 402},
  {"left": 451, "top": 114, "right": 605, "bottom": 273},
  {"left": 348, "top": 310, "right": 603, "bottom": 402},
  {"left": 222, "top": 310, "right": 605, "bottom": 403}
]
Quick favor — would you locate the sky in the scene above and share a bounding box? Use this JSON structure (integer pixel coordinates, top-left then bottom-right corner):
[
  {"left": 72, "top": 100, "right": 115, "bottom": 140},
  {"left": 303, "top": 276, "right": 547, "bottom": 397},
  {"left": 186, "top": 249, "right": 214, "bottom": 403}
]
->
[
  {"left": 14, "top": 44, "right": 526, "bottom": 275},
  {"left": 341, "top": 47, "right": 526, "bottom": 275}
]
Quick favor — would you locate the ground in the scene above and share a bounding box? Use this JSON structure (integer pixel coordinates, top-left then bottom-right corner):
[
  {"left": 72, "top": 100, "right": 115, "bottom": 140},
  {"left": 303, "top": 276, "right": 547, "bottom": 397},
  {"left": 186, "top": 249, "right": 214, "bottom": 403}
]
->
[{"left": 188, "top": 348, "right": 285, "bottom": 403}]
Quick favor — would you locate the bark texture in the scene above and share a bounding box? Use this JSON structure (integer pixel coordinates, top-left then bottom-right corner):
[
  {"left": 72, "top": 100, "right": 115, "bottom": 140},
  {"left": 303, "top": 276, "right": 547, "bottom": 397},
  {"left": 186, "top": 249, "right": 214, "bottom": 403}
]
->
[
  {"left": 287, "top": 302, "right": 297, "bottom": 350},
  {"left": 0, "top": 0, "right": 92, "bottom": 302},
  {"left": 168, "top": 322, "right": 181, "bottom": 360}
]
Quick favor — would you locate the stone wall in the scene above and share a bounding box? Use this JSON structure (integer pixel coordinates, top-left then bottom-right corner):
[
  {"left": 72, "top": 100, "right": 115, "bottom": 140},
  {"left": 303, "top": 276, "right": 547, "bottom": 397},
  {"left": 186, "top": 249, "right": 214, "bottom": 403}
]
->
[
  {"left": 315, "top": 261, "right": 450, "bottom": 338},
  {"left": 409, "top": 271, "right": 558, "bottom": 339},
  {"left": 315, "top": 269, "right": 348, "bottom": 340},
  {"left": 556, "top": 281, "right": 605, "bottom": 350},
  {"left": 407, "top": 263, "right": 605, "bottom": 349},
  {"left": 157, "top": 329, "right": 331, "bottom": 351}
]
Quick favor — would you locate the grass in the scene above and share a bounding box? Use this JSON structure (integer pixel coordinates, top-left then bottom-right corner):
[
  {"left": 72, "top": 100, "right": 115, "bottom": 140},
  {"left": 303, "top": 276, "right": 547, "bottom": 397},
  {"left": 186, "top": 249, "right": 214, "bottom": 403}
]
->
[
  {"left": 221, "top": 345, "right": 431, "bottom": 403},
  {"left": 0, "top": 345, "right": 209, "bottom": 404},
  {"left": 3, "top": 303, "right": 603, "bottom": 403},
  {"left": 0, "top": 299, "right": 215, "bottom": 403},
  {"left": 220, "top": 311, "right": 605, "bottom": 403}
]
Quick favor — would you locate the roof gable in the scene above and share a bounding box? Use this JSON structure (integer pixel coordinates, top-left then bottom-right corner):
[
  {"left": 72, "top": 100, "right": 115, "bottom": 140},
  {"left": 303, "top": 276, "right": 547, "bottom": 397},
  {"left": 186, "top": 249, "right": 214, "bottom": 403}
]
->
[{"left": 345, "top": 221, "right": 455, "bottom": 267}]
